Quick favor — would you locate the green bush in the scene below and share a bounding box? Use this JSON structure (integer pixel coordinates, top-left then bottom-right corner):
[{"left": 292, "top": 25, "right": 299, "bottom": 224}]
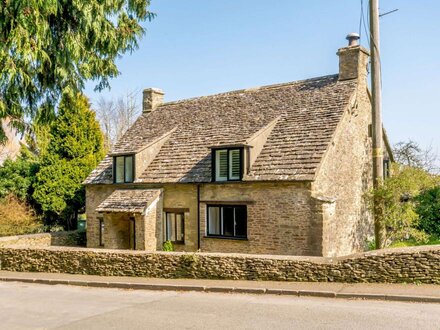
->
[
  {"left": 49, "top": 225, "right": 65, "bottom": 233},
  {"left": 389, "top": 235, "right": 440, "bottom": 248},
  {"left": 416, "top": 186, "right": 440, "bottom": 236},
  {"left": 0, "top": 148, "right": 39, "bottom": 202},
  {"left": 163, "top": 240, "right": 174, "bottom": 252},
  {"left": 365, "top": 238, "right": 376, "bottom": 251},
  {"left": 366, "top": 164, "right": 437, "bottom": 247}
]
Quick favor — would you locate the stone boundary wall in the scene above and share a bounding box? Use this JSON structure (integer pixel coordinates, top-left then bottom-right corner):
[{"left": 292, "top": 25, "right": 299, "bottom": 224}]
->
[
  {"left": 0, "top": 245, "right": 439, "bottom": 284},
  {"left": 51, "top": 231, "right": 87, "bottom": 247},
  {"left": 0, "top": 233, "right": 51, "bottom": 248},
  {"left": 0, "top": 231, "right": 86, "bottom": 248}
]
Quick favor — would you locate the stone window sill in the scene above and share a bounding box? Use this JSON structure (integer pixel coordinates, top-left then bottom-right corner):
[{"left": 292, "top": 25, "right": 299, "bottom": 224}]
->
[{"left": 203, "top": 236, "right": 248, "bottom": 241}]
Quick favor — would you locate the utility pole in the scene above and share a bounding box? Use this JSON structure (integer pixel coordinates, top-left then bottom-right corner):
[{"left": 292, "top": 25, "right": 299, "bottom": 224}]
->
[{"left": 370, "top": 0, "right": 385, "bottom": 249}]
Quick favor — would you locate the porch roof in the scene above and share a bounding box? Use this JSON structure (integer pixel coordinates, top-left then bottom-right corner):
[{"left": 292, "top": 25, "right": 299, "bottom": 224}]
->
[{"left": 96, "top": 189, "right": 161, "bottom": 213}]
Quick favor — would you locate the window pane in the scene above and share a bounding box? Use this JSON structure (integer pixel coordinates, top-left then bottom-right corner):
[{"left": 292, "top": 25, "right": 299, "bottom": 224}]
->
[
  {"left": 165, "top": 213, "right": 171, "bottom": 241},
  {"left": 234, "top": 206, "right": 247, "bottom": 237},
  {"left": 229, "top": 149, "right": 241, "bottom": 180},
  {"left": 222, "top": 207, "right": 234, "bottom": 236},
  {"left": 176, "top": 214, "right": 184, "bottom": 242},
  {"left": 215, "top": 150, "right": 228, "bottom": 181},
  {"left": 208, "top": 207, "right": 221, "bottom": 235},
  {"left": 166, "top": 213, "right": 176, "bottom": 241},
  {"left": 125, "top": 156, "right": 133, "bottom": 182},
  {"left": 115, "top": 157, "right": 124, "bottom": 183}
]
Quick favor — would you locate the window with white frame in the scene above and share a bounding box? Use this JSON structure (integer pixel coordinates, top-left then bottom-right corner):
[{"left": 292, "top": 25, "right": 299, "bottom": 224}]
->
[
  {"left": 165, "top": 212, "right": 184, "bottom": 243},
  {"left": 207, "top": 205, "right": 247, "bottom": 238},
  {"left": 213, "top": 148, "right": 242, "bottom": 182}
]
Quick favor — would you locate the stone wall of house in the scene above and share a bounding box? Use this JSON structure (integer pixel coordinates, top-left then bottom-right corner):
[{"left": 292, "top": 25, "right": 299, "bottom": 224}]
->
[
  {"left": 162, "top": 184, "right": 198, "bottom": 252},
  {"left": 313, "top": 63, "right": 374, "bottom": 257},
  {"left": 0, "top": 245, "right": 439, "bottom": 284},
  {"left": 86, "top": 185, "right": 117, "bottom": 248},
  {"left": 199, "top": 182, "right": 322, "bottom": 256},
  {"left": 87, "top": 183, "right": 323, "bottom": 256}
]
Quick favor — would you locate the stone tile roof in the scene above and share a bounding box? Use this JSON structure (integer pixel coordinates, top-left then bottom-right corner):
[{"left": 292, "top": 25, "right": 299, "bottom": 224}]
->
[
  {"left": 96, "top": 189, "right": 161, "bottom": 213},
  {"left": 85, "top": 74, "right": 357, "bottom": 184}
]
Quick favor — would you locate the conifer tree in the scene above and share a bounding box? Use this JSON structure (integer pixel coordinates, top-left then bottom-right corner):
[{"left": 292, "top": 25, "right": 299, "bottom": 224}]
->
[
  {"left": 0, "top": 1, "right": 154, "bottom": 141},
  {"left": 33, "top": 94, "right": 104, "bottom": 228}
]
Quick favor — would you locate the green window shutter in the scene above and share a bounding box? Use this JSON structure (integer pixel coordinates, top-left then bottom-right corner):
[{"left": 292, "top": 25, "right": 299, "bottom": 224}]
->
[
  {"left": 215, "top": 149, "right": 228, "bottom": 181},
  {"left": 229, "top": 149, "right": 241, "bottom": 180}
]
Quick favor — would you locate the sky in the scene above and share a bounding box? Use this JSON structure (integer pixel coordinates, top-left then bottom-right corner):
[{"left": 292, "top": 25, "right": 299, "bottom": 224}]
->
[{"left": 84, "top": 0, "right": 440, "bottom": 158}]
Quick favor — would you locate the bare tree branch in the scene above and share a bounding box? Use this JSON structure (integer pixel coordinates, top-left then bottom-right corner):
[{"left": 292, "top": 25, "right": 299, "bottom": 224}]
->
[
  {"left": 93, "top": 89, "right": 141, "bottom": 150},
  {"left": 393, "top": 140, "right": 439, "bottom": 174}
]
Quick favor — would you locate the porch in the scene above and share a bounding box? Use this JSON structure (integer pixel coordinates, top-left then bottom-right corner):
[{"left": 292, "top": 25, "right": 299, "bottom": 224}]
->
[{"left": 95, "top": 189, "right": 163, "bottom": 250}]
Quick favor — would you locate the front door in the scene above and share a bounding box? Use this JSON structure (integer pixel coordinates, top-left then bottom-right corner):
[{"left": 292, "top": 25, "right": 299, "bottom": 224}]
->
[{"left": 129, "top": 217, "right": 136, "bottom": 250}]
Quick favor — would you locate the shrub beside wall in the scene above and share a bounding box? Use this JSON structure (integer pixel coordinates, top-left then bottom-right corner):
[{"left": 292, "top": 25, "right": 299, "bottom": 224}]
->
[
  {"left": 0, "top": 245, "right": 439, "bottom": 284},
  {"left": 0, "top": 195, "right": 43, "bottom": 237}
]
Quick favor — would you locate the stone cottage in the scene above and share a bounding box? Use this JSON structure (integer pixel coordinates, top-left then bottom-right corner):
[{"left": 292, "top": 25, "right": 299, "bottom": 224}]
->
[{"left": 84, "top": 35, "right": 393, "bottom": 257}]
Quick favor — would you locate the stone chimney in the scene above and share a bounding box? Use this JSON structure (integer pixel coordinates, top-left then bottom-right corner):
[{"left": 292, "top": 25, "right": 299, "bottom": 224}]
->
[
  {"left": 337, "top": 33, "right": 370, "bottom": 81},
  {"left": 143, "top": 88, "right": 164, "bottom": 114}
]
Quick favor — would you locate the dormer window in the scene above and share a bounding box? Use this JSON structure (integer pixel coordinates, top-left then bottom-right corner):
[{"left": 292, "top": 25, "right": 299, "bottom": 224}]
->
[
  {"left": 212, "top": 148, "right": 243, "bottom": 182},
  {"left": 113, "top": 155, "right": 135, "bottom": 183}
]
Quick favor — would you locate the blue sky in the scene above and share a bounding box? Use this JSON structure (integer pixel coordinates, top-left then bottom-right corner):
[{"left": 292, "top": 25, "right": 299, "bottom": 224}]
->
[{"left": 85, "top": 0, "right": 440, "bottom": 156}]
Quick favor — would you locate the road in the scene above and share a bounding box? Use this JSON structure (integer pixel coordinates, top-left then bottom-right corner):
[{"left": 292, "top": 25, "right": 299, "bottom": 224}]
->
[{"left": 0, "top": 281, "right": 439, "bottom": 330}]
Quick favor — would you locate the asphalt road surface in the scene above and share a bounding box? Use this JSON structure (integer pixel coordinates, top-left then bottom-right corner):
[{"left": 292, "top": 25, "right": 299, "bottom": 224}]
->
[{"left": 1, "top": 281, "right": 439, "bottom": 330}]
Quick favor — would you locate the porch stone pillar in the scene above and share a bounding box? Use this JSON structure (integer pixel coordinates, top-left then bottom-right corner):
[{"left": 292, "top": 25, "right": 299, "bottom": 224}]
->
[
  {"left": 134, "top": 213, "right": 146, "bottom": 250},
  {"left": 143, "top": 193, "right": 163, "bottom": 251}
]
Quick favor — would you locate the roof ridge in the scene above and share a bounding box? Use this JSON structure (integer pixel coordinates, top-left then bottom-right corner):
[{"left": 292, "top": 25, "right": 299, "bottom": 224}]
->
[{"left": 159, "top": 74, "right": 340, "bottom": 107}]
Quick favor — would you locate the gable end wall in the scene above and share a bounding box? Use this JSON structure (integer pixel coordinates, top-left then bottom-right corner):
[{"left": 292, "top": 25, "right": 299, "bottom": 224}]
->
[{"left": 313, "top": 82, "right": 374, "bottom": 257}]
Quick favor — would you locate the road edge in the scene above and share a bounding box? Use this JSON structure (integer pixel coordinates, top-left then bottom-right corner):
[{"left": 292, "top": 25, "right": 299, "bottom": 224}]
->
[{"left": 1, "top": 276, "right": 439, "bottom": 304}]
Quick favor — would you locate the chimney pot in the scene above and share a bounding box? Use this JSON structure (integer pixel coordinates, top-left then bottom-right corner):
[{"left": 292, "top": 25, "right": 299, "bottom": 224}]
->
[
  {"left": 346, "top": 33, "right": 360, "bottom": 47},
  {"left": 143, "top": 88, "right": 164, "bottom": 114}
]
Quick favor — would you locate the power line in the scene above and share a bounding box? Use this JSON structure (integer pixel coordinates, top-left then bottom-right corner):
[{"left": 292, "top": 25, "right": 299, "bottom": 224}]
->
[
  {"left": 360, "top": 0, "right": 371, "bottom": 49},
  {"left": 360, "top": 0, "right": 382, "bottom": 88},
  {"left": 358, "top": 0, "right": 363, "bottom": 40},
  {"left": 379, "top": 9, "right": 399, "bottom": 17}
]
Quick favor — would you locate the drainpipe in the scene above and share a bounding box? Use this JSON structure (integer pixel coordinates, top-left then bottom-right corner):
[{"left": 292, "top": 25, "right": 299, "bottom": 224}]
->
[{"left": 197, "top": 184, "right": 201, "bottom": 250}]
